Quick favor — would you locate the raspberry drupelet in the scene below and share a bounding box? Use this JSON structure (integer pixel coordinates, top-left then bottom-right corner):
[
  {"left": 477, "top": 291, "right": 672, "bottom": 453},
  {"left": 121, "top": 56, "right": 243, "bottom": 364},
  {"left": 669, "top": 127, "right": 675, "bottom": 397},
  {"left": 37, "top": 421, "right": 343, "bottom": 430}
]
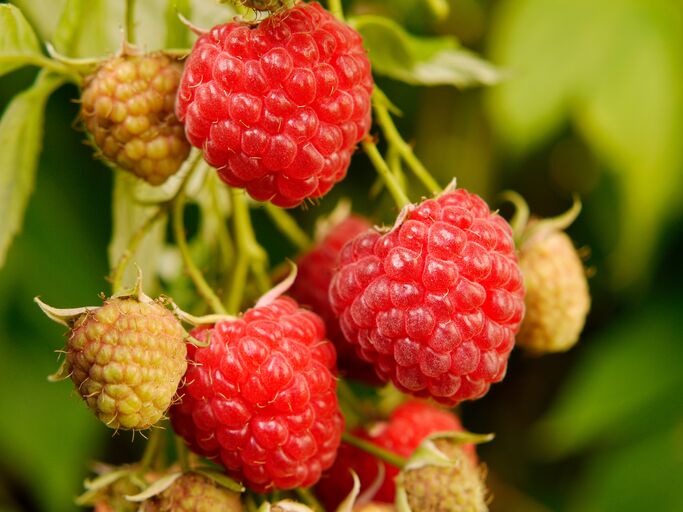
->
[
  {"left": 176, "top": 1, "right": 374, "bottom": 207},
  {"left": 329, "top": 189, "right": 526, "bottom": 405},
  {"left": 170, "top": 297, "right": 343, "bottom": 492}
]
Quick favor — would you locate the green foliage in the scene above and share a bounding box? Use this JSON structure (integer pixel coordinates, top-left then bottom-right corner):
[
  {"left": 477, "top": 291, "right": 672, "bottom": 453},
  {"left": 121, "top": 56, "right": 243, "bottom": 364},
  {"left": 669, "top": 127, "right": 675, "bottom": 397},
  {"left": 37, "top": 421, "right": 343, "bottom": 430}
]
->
[
  {"left": 351, "top": 14, "right": 500, "bottom": 88},
  {"left": 488, "top": 0, "right": 683, "bottom": 287},
  {"left": 533, "top": 299, "right": 683, "bottom": 512},
  {"left": 534, "top": 301, "right": 683, "bottom": 459},
  {"left": 0, "top": 3, "right": 42, "bottom": 77},
  {"left": 0, "top": 71, "right": 63, "bottom": 268}
]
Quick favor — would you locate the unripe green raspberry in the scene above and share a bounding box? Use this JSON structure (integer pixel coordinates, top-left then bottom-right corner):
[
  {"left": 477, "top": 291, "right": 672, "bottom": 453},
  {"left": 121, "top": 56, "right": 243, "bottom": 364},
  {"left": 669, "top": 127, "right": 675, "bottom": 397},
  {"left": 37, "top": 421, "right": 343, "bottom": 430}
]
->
[
  {"left": 38, "top": 294, "right": 188, "bottom": 430},
  {"left": 398, "top": 439, "right": 488, "bottom": 512},
  {"left": 92, "top": 475, "right": 140, "bottom": 512},
  {"left": 140, "top": 473, "right": 243, "bottom": 512},
  {"left": 517, "top": 228, "right": 590, "bottom": 354},
  {"left": 81, "top": 52, "right": 190, "bottom": 185}
]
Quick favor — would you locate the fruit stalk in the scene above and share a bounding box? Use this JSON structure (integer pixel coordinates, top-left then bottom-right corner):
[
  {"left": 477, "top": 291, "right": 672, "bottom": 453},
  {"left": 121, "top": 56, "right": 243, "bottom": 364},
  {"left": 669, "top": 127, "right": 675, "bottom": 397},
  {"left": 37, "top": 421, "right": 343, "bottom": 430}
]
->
[
  {"left": 126, "top": 0, "right": 137, "bottom": 44},
  {"left": 327, "top": 0, "right": 345, "bottom": 19},
  {"left": 227, "top": 188, "right": 270, "bottom": 312},
  {"left": 341, "top": 432, "right": 408, "bottom": 469},
  {"left": 264, "top": 203, "right": 313, "bottom": 251},
  {"left": 362, "top": 140, "right": 411, "bottom": 208},
  {"left": 110, "top": 205, "right": 167, "bottom": 293},
  {"left": 373, "top": 94, "right": 442, "bottom": 194},
  {"left": 172, "top": 160, "right": 228, "bottom": 315}
]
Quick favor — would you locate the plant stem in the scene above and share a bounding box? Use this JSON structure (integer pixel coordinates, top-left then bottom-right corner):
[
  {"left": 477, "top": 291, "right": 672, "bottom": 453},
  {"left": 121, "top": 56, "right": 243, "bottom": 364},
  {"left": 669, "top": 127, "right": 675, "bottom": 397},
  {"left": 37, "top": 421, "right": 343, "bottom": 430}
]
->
[
  {"left": 327, "top": 0, "right": 344, "bottom": 19},
  {"left": 342, "top": 431, "right": 407, "bottom": 468},
  {"left": 110, "top": 206, "right": 167, "bottom": 294},
  {"left": 0, "top": 55, "right": 80, "bottom": 84},
  {"left": 174, "top": 436, "right": 190, "bottom": 473},
  {"left": 336, "top": 379, "right": 367, "bottom": 422},
  {"left": 264, "top": 203, "right": 312, "bottom": 252},
  {"left": 125, "top": 0, "right": 137, "bottom": 45},
  {"left": 362, "top": 140, "right": 411, "bottom": 208},
  {"left": 138, "top": 427, "right": 164, "bottom": 472},
  {"left": 373, "top": 94, "right": 442, "bottom": 194},
  {"left": 231, "top": 188, "right": 270, "bottom": 294},
  {"left": 295, "top": 488, "right": 324, "bottom": 512},
  {"left": 172, "top": 186, "right": 228, "bottom": 315}
]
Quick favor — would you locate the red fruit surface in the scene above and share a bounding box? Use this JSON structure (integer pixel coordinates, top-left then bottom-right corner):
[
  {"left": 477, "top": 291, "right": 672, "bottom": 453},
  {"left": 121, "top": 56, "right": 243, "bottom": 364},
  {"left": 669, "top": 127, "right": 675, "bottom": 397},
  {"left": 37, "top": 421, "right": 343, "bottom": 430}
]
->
[
  {"left": 290, "top": 215, "right": 379, "bottom": 382},
  {"left": 329, "top": 189, "right": 525, "bottom": 405},
  {"left": 170, "top": 297, "right": 343, "bottom": 492},
  {"left": 316, "top": 400, "right": 474, "bottom": 508},
  {"left": 176, "top": 1, "right": 374, "bottom": 207}
]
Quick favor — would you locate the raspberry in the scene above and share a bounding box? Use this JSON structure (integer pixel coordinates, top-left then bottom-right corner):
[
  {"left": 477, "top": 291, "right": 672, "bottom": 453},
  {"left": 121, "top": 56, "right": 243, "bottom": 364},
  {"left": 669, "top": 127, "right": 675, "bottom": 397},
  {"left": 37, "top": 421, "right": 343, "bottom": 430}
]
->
[
  {"left": 317, "top": 401, "right": 473, "bottom": 509},
  {"left": 517, "top": 225, "right": 590, "bottom": 354},
  {"left": 290, "top": 214, "right": 379, "bottom": 382},
  {"left": 329, "top": 189, "right": 525, "bottom": 405},
  {"left": 36, "top": 295, "right": 188, "bottom": 430},
  {"left": 397, "top": 438, "right": 488, "bottom": 512},
  {"left": 170, "top": 297, "right": 343, "bottom": 492},
  {"left": 176, "top": 1, "right": 374, "bottom": 207},
  {"left": 81, "top": 52, "right": 191, "bottom": 185},
  {"left": 139, "top": 472, "right": 243, "bottom": 511}
]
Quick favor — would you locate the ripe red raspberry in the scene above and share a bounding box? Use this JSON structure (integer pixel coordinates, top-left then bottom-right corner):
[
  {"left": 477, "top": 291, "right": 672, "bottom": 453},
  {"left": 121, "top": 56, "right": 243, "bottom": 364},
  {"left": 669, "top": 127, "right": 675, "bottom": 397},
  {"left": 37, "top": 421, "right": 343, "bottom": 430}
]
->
[
  {"left": 81, "top": 52, "right": 191, "bottom": 185},
  {"left": 36, "top": 295, "right": 188, "bottom": 430},
  {"left": 316, "top": 400, "right": 474, "bottom": 509},
  {"left": 170, "top": 297, "right": 343, "bottom": 492},
  {"left": 290, "top": 214, "right": 379, "bottom": 382},
  {"left": 329, "top": 189, "right": 525, "bottom": 405},
  {"left": 176, "top": 1, "right": 374, "bottom": 207}
]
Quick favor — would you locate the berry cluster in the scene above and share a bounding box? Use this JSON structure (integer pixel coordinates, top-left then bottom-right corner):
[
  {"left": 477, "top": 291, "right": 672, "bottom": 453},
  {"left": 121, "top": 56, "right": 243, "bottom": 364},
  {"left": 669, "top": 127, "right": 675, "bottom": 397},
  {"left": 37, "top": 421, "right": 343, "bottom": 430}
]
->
[{"left": 27, "top": 0, "right": 592, "bottom": 510}]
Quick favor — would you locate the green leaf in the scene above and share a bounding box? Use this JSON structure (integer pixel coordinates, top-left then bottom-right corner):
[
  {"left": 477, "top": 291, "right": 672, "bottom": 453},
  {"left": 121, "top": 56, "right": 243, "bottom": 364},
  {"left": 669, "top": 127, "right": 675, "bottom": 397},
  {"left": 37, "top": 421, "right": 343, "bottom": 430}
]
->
[
  {"left": 9, "top": 0, "right": 66, "bottom": 47},
  {"left": 351, "top": 15, "right": 501, "bottom": 88},
  {"left": 533, "top": 300, "right": 683, "bottom": 460},
  {"left": 568, "top": 424, "right": 683, "bottom": 512},
  {"left": 487, "top": 0, "right": 683, "bottom": 287},
  {"left": 52, "top": 0, "right": 87, "bottom": 55},
  {"left": 0, "top": 4, "right": 43, "bottom": 77},
  {"left": 0, "top": 72, "right": 64, "bottom": 269}
]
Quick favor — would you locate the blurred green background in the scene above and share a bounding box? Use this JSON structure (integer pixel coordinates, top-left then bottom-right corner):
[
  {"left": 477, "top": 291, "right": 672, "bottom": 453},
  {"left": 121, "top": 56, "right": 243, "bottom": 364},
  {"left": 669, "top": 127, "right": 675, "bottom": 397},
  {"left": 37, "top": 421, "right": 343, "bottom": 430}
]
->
[{"left": 1, "top": 0, "right": 682, "bottom": 510}]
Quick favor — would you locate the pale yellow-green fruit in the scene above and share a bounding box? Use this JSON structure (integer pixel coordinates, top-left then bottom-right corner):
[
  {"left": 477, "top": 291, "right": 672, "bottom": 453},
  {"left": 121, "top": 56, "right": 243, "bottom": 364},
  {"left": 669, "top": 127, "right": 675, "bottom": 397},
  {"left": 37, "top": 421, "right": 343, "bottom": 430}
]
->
[
  {"left": 140, "top": 473, "right": 243, "bottom": 512},
  {"left": 80, "top": 52, "right": 190, "bottom": 185},
  {"left": 65, "top": 298, "right": 187, "bottom": 430},
  {"left": 517, "top": 229, "right": 590, "bottom": 354},
  {"left": 399, "top": 439, "right": 488, "bottom": 512}
]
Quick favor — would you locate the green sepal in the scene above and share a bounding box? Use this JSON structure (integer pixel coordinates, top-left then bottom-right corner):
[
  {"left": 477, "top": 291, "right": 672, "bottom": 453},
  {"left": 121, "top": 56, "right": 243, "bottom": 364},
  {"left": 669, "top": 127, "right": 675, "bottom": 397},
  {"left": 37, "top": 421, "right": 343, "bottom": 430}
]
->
[
  {"left": 193, "top": 467, "right": 245, "bottom": 493},
  {"left": 75, "top": 468, "right": 132, "bottom": 506},
  {"left": 336, "top": 470, "right": 361, "bottom": 512},
  {"left": 395, "top": 430, "right": 494, "bottom": 511},
  {"left": 125, "top": 471, "right": 182, "bottom": 502}
]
